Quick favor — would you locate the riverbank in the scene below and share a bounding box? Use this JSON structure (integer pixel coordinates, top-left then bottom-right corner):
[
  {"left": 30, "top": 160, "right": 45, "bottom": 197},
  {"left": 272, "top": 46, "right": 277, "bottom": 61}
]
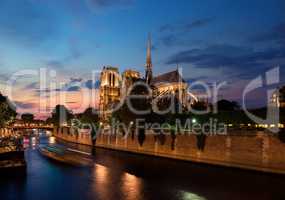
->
[
  {"left": 0, "top": 131, "right": 26, "bottom": 173},
  {"left": 54, "top": 127, "right": 285, "bottom": 175},
  {"left": 0, "top": 151, "right": 26, "bottom": 175}
]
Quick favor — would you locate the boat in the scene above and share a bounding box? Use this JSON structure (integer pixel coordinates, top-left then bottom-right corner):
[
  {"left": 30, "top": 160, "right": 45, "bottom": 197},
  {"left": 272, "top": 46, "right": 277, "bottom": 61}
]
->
[{"left": 38, "top": 145, "right": 93, "bottom": 167}]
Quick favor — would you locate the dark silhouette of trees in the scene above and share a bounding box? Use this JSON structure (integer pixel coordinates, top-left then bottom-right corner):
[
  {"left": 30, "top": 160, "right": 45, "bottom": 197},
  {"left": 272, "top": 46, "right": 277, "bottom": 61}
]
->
[
  {"left": 191, "top": 101, "right": 209, "bottom": 111},
  {"left": 21, "top": 113, "right": 34, "bottom": 123},
  {"left": 113, "top": 81, "right": 151, "bottom": 124},
  {"left": 0, "top": 93, "right": 17, "bottom": 127},
  {"left": 216, "top": 99, "right": 240, "bottom": 111},
  {"left": 79, "top": 107, "right": 99, "bottom": 124},
  {"left": 51, "top": 105, "right": 73, "bottom": 127}
]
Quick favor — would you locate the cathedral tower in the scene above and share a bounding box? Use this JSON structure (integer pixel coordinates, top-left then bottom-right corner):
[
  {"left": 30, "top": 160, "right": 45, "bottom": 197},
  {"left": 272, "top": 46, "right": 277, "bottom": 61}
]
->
[{"left": 99, "top": 66, "right": 121, "bottom": 120}]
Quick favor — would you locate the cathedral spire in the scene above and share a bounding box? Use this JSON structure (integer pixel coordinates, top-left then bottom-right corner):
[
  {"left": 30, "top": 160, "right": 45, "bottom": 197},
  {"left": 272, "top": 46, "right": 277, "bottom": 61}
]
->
[
  {"left": 145, "top": 33, "right": 153, "bottom": 85},
  {"left": 146, "top": 34, "right": 152, "bottom": 68}
]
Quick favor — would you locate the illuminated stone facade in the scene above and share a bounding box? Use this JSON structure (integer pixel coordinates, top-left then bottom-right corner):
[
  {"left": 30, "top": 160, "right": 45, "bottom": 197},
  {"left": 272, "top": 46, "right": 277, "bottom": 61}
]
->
[
  {"left": 122, "top": 70, "right": 141, "bottom": 94},
  {"left": 271, "top": 86, "right": 285, "bottom": 108},
  {"left": 99, "top": 66, "right": 121, "bottom": 120},
  {"left": 151, "top": 69, "right": 189, "bottom": 105},
  {"left": 99, "top": 36, "right": 195, "bottom": 120}
]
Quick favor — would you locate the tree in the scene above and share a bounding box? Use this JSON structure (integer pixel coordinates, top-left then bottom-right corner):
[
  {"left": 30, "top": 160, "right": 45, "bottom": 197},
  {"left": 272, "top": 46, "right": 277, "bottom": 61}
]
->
[
  {"left": 21, "top": 113, "right": 34, "bottom": 123},
  {"left": 51, "top": 105, "right": 73, "bottom": 127},
  {"left": 216, "top": 99, "right": 240, "bottom": 111},
  {"left": 79, "top": 107, "right": 99, "bottom": 124},
  {"left": 0, "top": 93, "right": 17, "bottom": 127},
  {"left": 191, "top": 101, "right": 208, "bottom": 111},
  {"left": 113, "top": 81, "right": 151, "bottom": 125}
]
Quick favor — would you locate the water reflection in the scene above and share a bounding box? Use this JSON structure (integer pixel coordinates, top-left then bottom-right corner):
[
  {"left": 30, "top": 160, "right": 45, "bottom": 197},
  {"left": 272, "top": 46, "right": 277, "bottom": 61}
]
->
[
  {"left": 121, "top": 172, "right": 142, "bottom": 200},
  {"left": 4, "top": 135, "right": 283, "bottom": 200},
  {"left": 94, "top": 164, "right": 110, "bottom": 200},
  {"left": 31, "top": 137, "right": 36, "bottom": 147},
  {"left": 93, "top": 163, "right": 143, "bottom": 200},
  {"left": 49, "top": 136, "right": 56, "bottom": 144},
  {"left": 179, "top": 191, "right": 207, "bottom": 200},
  {"left": 23, "top": 137, "right": 30, "bottom": 149}
]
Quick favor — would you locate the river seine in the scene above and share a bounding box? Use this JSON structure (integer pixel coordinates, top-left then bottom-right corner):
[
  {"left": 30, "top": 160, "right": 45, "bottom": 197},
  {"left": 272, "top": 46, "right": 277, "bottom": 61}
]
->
[{"left": 0, "top": 135, "right": 284, "bottom": 200}]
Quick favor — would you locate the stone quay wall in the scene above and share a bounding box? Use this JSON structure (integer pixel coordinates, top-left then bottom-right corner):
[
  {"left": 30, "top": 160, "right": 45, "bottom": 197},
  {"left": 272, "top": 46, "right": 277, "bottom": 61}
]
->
[{"left": 54, "top": 127, "right": 285, "bottom": 174}]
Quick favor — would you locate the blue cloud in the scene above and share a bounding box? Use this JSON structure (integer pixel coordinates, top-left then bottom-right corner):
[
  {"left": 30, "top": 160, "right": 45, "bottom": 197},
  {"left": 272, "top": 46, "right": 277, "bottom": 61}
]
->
[
  {"left": 250, "top": 22, "right": 285, "bottom": 44},
  {"left": 87, "top": 0, "right": 135, "bottom": 8},
  {"left": 167, "top": 44, "right": 285, "bottom": 68},
  {"left": 167, "top": 44, "right": 285, "bottom": 80},
  {"left": 46, "top": 61, "right": 64, "bottom": 69},
  {"left": 24, "top": 82, "right": 39, "bottom": 90},
  {"left": 85, "top": 80, "right": 100, "bottom": 89},
  {"left": 159, "top": 18, "right": 214, "bottom": 47},
  {"left": 160, "top": 18, "right": 214, "bottom": 33},
  {"left": 67, "top": 86, "right": 81, "bottom": 92}
]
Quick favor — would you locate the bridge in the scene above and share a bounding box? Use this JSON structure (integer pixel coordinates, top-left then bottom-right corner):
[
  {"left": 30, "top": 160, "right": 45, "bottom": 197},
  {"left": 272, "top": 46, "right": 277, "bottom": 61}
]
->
[{"left": 10, "top": 123, "right": 54, "bottom": 131}]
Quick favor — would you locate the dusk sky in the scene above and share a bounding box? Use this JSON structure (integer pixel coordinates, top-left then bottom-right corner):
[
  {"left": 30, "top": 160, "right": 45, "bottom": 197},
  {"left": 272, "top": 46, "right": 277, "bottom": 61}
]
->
[{"left": 0, "top": 0, "right": 284, "bottom": 118}]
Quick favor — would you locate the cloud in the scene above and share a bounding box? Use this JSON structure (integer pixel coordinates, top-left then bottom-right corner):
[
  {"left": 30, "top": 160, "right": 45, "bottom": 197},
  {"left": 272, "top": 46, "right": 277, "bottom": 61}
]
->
[
  {"left": 46, "top": 60, "right": 64, "bottom": 69},
  {"left": 85, "top": 80, "right": 100, "bottom": 89},
  {"left": 0, "top": 73, "right": 9, "bottom": 81},
  {"left": 86, "top": 0, "right": 135, "bottom": 10},
  {"left": 14, "top": 101, "right": 37, "bottom": 109},
  {"left": 33, "top": 77, "right": 100, "bottom": 96},
  {"left": 60, "top": 78, "right": 82, "bottom": 92},
  {"left": 70, "top": 78, "right": 83, "bottom": 83},
  {"left": 159, "top": 18, "right": 214, "bottom": 47},
  {"left": 167, "top": 44, "right": 285, "bottom": 73},
  {"left": 24, "top": 82, "right": 39, "bottom": 90},
  {"left": 160, "top": 35, "right": 180, "bottom": 47},
  {"left": 160, "top": 18, "right": 214, "bottom": 33},
  {"left": 45, "top": 38, "right": 83, "bottom": 69},
  {"left": 50, "top": 78, "right": 99, "bottom": 92},
  {"left": 67, "top": 86, "right": 81, "bottom": 92},
  {"left": 250, "top": 22, "right": 285, "bottom": 44},
  {"left": 65, "top": 38, "right": 82, "bottom": 61}
]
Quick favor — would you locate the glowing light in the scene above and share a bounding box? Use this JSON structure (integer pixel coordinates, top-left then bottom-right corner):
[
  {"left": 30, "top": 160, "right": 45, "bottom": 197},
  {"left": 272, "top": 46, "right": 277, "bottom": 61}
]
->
[
  {"left": 23, "top": 138, "right": 29, "bottom": 144},
  {"left": 192, "top": 118, "right": 197, "bottom": 123},
  {"left": 49, "top": 136, "right": 56, "bottom": 144},
  {"left": 31, "top": 137, "right": 36, "bottom": 146},
  {"left": 93, "top": 164, "right": 109, "bottom": 199},
  {"left": 180, "top": 191, "right": 207, "bottom": 200},
  {"left": 122, "top": 172, "right": 141, "bottom": 200}
]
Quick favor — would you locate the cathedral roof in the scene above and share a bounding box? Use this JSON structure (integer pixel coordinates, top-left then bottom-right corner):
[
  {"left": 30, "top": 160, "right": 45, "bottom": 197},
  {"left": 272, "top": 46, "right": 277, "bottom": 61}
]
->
[{"left": 151, "top": 69, "right": 186, "bottom": 85}]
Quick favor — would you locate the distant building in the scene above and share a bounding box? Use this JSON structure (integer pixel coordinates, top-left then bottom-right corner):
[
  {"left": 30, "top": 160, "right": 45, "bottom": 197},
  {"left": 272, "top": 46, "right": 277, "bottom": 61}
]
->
[
  {"left": 271, "top": 86, "right": 285, "bottom": 108},
  {"left": 99, "top": 35, "right": 196, "bottom": 120}
]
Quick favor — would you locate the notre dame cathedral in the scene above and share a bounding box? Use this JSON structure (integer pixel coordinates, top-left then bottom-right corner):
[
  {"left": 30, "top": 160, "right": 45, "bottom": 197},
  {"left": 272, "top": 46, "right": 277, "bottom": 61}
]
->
[{"left": 99, "top": 36, "right": 194, "bottom": 120}]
